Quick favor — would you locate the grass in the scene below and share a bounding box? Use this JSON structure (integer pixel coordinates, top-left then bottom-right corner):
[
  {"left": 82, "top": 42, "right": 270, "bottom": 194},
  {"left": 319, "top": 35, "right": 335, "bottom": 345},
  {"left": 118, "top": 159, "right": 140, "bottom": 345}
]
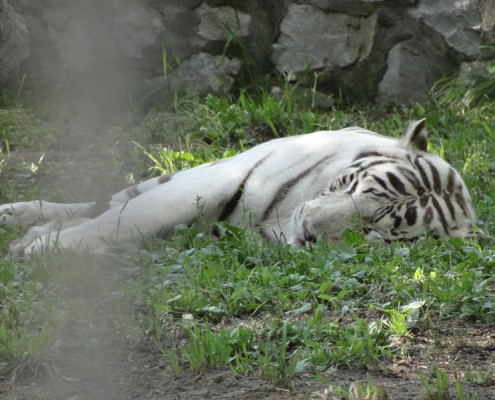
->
[{"left": 0, "top": 76, "right": 494, "bottom": 398}]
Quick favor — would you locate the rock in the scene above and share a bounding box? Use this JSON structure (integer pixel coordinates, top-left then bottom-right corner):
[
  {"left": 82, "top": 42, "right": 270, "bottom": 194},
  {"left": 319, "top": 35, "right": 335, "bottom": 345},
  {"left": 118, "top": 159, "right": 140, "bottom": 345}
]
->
[
  {"left": 169, "top": 53, "right": 242, "bottom": 93},
  {"left": 458, "top": 59, "right": 494, "bottom": 84},
  {"left": 377, "top": 38, "right": 454, "bottom": 104},
  {"left": 196, "top": 3, "right": 251, "bottom": 41},
  {"left": 408, "top": 0, "right": 481, "bottom": 58},
  {"left": 480, "top": 0, "right": 495, "bottom": 45},
  {"left": 295, "top": 0, "right": 386, "bottom": 16},
  {"left": 47, "top": 21, "right": 95, "bottom": 72},
  {"left": 272, "top": 4, "right": 377, "bottom": 72},
  {"left": 114, "top": 0, "right": 164, "bottom": 61},
  {"left": 0, "top": 0, "right": 30, "bottom": 85}
]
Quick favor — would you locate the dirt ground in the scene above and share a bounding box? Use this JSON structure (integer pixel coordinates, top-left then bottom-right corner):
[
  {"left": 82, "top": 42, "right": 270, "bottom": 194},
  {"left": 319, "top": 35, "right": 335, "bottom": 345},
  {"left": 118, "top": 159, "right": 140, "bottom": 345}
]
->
[
  {"left": 2, "top": 323, "right": 495, "bottom": 400},
  {"left": 0, "top": 259, "right": 494, "bottom": 400}
]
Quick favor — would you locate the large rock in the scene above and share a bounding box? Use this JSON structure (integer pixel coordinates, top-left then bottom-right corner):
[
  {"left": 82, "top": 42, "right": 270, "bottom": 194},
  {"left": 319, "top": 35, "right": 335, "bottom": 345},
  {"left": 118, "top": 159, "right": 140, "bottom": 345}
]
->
[
  {"left": 377, "top": 37, "right": 454, "bottom": 104},
  {"left": 272, "top": 4, "right": 377, "bottom": 72},
  {"left": 407, "top": 0, "right": 481, "bottom": 57},
  {"left": 196, "top": 3, "right": 251, "bottom": 41},
  {"left": 169, "top": 52, "right": 242, "bottom": 93}
]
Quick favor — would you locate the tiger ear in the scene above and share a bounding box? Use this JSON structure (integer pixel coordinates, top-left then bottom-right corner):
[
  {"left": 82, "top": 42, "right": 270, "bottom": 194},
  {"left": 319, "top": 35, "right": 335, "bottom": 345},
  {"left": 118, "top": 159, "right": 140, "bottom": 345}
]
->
[{"left": 402, "top": 118, "right": 428, "bottom": 152}]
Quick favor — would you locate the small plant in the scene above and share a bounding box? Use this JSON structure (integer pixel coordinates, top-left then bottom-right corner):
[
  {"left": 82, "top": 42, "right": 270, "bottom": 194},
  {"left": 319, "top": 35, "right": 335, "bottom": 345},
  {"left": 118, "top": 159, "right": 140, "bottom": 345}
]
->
[
  {"left": 383, "top": 308, "right": 411, "bottom": 340},
  {"left": 135, "top": 141, "right": 204, "bottom": 175},
  {"left": 255, "top": 321, "right": 305, "bottom": 386},
  {"left": 155, "top": 338, "right": 182, "bottom": 375},
  {"left": 0, "top": 323, "right": 54, "bottom": 380},
  {"left": 419, "top": 368, "right": 479, "bottom": 400},
  {"left": 329, "top": 314, "right": 392, "bottom": 368},
  {"left": 465, "top": 365, "right": 495, "bottom": 387},
  {"left": 348, "top": 375, "right": 388, "bottom": 400},
  {"left": 432, "top": 56, "right": 495, "bottom": 112},
  {"left": 309, "top": 382, "right": 348, "bottom": 400}
]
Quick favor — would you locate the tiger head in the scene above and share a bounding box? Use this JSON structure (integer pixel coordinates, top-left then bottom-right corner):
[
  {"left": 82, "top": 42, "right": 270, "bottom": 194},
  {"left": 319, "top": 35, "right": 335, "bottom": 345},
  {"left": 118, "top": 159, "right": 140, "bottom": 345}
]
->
[{"left": 291, "top": 119, "right": 477, "bottom": 245}]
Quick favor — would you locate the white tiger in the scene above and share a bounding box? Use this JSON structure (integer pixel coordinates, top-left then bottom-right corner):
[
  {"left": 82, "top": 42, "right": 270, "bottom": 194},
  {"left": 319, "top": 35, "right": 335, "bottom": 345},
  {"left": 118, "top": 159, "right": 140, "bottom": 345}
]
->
[{"left": 0, "top": 119, "right": 476, "bottom": 257}]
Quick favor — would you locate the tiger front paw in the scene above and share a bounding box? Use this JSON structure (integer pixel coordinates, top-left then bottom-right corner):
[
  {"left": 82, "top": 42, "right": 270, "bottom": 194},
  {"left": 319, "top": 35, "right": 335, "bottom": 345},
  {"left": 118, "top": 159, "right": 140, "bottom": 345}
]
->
[{"left": 0, "top": 202, "right": 43, "bottom": 227}]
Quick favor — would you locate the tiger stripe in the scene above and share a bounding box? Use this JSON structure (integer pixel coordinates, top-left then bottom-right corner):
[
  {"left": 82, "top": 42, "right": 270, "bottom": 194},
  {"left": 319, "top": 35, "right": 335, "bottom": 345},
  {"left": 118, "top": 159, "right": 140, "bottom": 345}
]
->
[
  {"left": 413, "top": 157, "right": 432, "bottom": 192},
  {"left": 125, "top": 185, "right": 141, "bottom": 199},
  {"left": 405, "top": 206, "right": 417, "bottom": 226},
  {"left": 397, "top": 166, "right": 423, "bottom": 194},
  {"left": 455, "top": 189, "right": 470, "bottom": 218},
  {"left": 218, "top": 153, "right": 273, "bottom": 221},
  {"left": 158, "top": 173, "right": 174, "bottom": 184},
  {"left": 443, "top": 193, "right": 456, "bottom": 220},
  {"left": 446, "top": 168, "right": 456, "bottom": 194},
  {"left": 371, "top": 175, "right": 397, "bottom": 196},
  {"left": 425, "top": 159, "right": 442, "bottom": 194},
  {"left": 429, "top": 195, "right": 450, "bottom": 234},
  {"left": 262, "top": 155, "right": 335, "bottom": 221},
  {"left": 386, "top": 171, "right": 408, "bottom": 195}
]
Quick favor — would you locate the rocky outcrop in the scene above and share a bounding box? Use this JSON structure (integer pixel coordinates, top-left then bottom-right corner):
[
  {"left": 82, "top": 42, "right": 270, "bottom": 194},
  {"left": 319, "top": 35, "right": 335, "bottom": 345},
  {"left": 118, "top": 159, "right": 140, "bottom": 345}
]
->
[{"left": 0, "top": 0, "right": 491, "bottom": 106}]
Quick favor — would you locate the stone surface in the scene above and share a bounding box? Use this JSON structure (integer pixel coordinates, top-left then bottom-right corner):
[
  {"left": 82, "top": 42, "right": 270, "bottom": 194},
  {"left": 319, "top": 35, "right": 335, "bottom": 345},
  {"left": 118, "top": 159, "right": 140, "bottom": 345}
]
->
[
  {"left": 272, "top": 4, "right": 377, "bottom": 72},
  {"left": 0, "top": 0, "right": 30, "bottom": 85},
  {"left": 377, "top": 37, "right": 453, "bottom": 104},
  {"left": 169, "top": 52, "right": 242, "bottom": 93},
  {"left": 408, "top": 0, "right": 481, "bottom": 58},
  {"left": 480, "top": 0, "right": 495, "bottom": 45},
  {"left": 0, "top": 0, "right": 491, "bottom": 106},
  {"left": 196, "top": 3, "right": 251, "bottom": 41}
]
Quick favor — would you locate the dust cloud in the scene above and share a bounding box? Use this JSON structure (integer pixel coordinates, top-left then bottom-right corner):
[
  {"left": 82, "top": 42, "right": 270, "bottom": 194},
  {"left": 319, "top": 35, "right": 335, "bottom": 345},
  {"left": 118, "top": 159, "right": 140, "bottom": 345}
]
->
[
  {"left": 17, "top": 1, "right": 149, "bottom": 398},
  {"left": 37, "top": 1, "right": 139, "bottom": 133}
]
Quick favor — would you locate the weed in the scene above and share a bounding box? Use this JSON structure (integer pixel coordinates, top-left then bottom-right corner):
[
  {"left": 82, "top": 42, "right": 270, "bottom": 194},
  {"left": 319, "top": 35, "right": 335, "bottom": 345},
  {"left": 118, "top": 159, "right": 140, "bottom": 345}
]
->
[
  {"left": 432, "top": 55, "right": 495, "bottom": 112},
  {"left": 419, "top": 369, "right": 450, "bottom": 400},
  {"left": 256, "top": 321, "right": 305, "bottom": 386},
  {"left": 383, "top": 307, "right": 412, "bottom": 339},
  {"left": 348, "top": 375, "right": 388, "bottom": 400},
  {"left": 0, "top": 323, "right": 54, "bottom": 380},
  {"left": 465, "top": 363, "right": 495, "bottom": 387},
  {"left": 309, "top": 375, "right": 388, "bottom": 400},
  {"left": 418, "top": 368, "right": 479, "bottom": 400}
]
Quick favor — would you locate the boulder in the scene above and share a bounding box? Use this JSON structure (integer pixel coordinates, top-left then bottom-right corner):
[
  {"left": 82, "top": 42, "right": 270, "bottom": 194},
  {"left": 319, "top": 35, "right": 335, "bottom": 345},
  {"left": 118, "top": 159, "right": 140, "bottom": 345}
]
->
[
  {"left": 407, "top": 0, "right": 481, "bottom": 58},
  {"left": 169, "top": 52, "right": 242, "bottom": 93},
  {"left": 196, "top": 3, "right": 251, "bottom": 41},
  {"left": 271, "top": 4, "right": 377, "bottom": 72},
  {"left": 377, "top": 37, "right": 454, "bottom": 104}
]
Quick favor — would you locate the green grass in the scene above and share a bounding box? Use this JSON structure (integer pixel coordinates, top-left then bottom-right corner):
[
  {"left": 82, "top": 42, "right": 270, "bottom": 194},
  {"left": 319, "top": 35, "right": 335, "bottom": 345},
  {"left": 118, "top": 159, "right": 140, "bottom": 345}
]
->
[
  {"left": 128, "top": 224, "right": 494, "bottom": 379},
  {"left": 0, "top": 79, "right": 494, "bottom": 397}
]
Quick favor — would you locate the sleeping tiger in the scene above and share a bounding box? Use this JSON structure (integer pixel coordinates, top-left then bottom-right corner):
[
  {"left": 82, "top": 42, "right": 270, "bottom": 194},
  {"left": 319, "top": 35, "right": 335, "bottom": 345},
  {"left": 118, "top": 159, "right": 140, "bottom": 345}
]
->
[{"left": 0, "top": 119, "right": 476, "bottom": 257}]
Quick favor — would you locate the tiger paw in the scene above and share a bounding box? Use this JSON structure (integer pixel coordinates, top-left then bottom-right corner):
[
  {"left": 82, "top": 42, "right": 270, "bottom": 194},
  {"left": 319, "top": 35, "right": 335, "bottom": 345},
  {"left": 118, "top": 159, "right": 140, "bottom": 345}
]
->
[{"left": 0, "top": 202, "right": 42, "bottom": 227}]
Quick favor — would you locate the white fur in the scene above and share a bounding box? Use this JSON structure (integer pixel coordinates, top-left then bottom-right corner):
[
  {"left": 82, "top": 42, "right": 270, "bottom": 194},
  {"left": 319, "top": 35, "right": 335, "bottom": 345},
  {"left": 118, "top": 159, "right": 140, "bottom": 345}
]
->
[{"left": 0, "top": 123, "right": 475, "bottom": 256}]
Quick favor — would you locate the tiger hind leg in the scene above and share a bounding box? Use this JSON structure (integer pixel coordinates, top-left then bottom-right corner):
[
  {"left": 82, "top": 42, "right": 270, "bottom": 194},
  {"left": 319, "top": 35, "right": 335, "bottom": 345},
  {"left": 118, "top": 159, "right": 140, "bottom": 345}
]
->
[{"left": 9, "top": 217, "right": 91, "bottom": 258}]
